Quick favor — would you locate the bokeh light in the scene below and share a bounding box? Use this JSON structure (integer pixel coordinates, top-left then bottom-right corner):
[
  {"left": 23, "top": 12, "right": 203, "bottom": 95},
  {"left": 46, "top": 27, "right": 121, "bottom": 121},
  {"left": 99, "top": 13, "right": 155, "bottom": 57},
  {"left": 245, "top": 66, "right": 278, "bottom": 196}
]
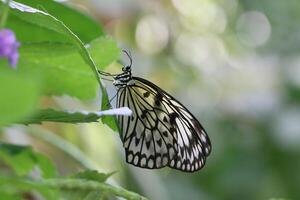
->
[
  {"left": 236, "top": 11, "right": 271, "bottom": 47},
  {"left": 135, "top": 15, "right": 169, "bottom": 54}
]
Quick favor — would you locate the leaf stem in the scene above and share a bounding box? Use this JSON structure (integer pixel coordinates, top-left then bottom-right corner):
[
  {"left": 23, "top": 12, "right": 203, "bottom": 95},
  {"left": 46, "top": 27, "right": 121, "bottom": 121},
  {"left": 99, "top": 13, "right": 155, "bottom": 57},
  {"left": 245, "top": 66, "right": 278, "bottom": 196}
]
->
[{"left": 0, "top": 0, "right": 10, "bottom": 29}]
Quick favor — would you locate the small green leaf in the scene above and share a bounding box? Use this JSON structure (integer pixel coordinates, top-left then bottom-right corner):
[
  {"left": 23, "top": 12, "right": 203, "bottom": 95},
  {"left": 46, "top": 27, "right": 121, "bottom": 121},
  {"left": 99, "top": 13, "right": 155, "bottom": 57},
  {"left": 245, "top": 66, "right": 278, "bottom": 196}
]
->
[
  {"left": 0, "top": 144, "right": 35, "bottom": 176},
  {"left": 0, "top": 175, "right": 59, "bottom": 200},
  {"left": 62, "top": 170, "right": 114, "bottom": 200},
  {"left": 73, "top": 170, "right": 115, "bottom": 183},
  {"left": 0, "top": 193, "right": 21, "bottom": 200},
  {"left": 0, "top": 143, "right": 57, "bottom": 178},
  {"left": 35, "top": 152, "right": 57, "bottom": 179},
  {"left": 42, "top": 178, "right": 148, "bottom": 200},
  {"left": 23, "top": 108, "right": 116, "bottom": 124}
]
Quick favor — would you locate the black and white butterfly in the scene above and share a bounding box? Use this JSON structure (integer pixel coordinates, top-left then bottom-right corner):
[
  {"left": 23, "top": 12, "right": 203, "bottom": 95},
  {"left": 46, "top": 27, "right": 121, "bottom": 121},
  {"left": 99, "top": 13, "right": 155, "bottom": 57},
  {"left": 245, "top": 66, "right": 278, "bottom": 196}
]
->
[{"left": 99, "top": 51, "right": 211, "bottom": 172}]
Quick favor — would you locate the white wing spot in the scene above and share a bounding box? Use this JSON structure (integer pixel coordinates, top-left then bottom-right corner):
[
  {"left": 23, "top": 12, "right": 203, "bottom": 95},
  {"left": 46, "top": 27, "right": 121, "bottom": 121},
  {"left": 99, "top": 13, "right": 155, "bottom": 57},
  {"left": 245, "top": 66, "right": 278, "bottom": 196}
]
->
[
  {"left": 177, "top": 161, "right": 181, "bottom": 168},
  {"left": 134, "top": 155, "right": 139, "bottom": 165},
  {"left": 193, "top": 147, "right": 199, "bottom": 157},
  {"left": 128, "top": 154, "right": 133, "bottom": 162},
  {"left": 148, "top": 159, "right": 154, "bottom": 168},
  {"left": 170, "top": 160, "right": 175, "bottom": 167},
  {"left": 205, "top": 147, "right": 210, "bottom": 154},
  {"left": 162, "top": 156, "right": 168, "bottom": 165},
  {"left": 198, "top": 160, "right": 203, "bottom": 168},
  {"left": 187, "top": 164, "right": 190, "bottom": 171},
  {"left": 141, "top": 157, "right": 147, "bottom": 167},
  {"left": 192, "top": 165, "right": 195, "bottom": 171},
  {"left": 156, "top": 156, "right": 161, "bottom": 167},
  {"left": 200, "top": 134, "right": 207, "bottom": 143}
]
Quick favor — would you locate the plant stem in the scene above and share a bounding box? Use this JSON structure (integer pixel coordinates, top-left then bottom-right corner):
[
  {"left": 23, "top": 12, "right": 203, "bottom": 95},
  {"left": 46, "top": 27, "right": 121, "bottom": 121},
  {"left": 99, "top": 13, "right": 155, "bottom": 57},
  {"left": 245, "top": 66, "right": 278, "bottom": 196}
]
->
[
  {"left": 42, "top": 178, "right": 148, "bottom": 200},
  {"left": 27, "top": 126, "right": 98, "bottom": 169},
  {"left": 0, "top": 0, "right": 10, "bottom": 29}
]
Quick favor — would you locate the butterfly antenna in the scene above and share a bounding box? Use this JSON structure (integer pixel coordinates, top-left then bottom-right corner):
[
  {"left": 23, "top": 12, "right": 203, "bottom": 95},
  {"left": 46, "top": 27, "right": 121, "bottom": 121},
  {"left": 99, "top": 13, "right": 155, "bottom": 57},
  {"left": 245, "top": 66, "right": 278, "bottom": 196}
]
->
[
  {"left": 101, "top": 77, "right": 114, "bottom": 82},
  {"left": 122, "top": 50, "right": 132, "bottom": 67},
  {"left": 97, "top": 70, "right": 120, "bottom": 77}
]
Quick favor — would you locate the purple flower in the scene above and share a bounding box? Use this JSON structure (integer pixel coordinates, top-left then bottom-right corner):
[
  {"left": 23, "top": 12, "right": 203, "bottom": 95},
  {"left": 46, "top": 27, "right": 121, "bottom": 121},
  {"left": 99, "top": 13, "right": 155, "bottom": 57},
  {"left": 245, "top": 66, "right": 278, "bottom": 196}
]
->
[{"left": 0, "top": 29, "right": 20, "bottom": 68}]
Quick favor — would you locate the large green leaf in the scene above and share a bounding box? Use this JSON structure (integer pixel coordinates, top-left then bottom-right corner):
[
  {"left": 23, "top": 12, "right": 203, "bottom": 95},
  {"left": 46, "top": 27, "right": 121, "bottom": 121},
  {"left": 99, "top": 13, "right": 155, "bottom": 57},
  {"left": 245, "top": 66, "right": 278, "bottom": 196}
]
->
[
  {"left": 18, "top": 36, "right": 120, "bottom": 99},
  {"left": 0, "top": 1, "right": 101, "bottom": 99},
  {"left": 2, "top": 0, "right": 120, "bottom": 128},
  {"left": 89, "top": 36, "right": 121, "bottom": 69},
  {"left": 100, "top": 87, "right": 119, "bottom": 131},
  {"left": 0, "top": 68, "right": 40, "bottom": 126},
  {"left": 18, "top": 43, "right": 98, "bottom": 99},
  {"left": 15, "top": 0, "right": 103, "bottom": 43}
]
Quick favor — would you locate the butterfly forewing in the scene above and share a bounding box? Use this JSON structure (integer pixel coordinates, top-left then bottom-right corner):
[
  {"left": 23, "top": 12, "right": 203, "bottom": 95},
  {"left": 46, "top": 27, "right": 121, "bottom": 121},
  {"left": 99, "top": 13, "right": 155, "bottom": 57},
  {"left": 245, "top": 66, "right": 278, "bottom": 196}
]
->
[{"left": 116, "top": 76, "right": 211, "bottom": 172}]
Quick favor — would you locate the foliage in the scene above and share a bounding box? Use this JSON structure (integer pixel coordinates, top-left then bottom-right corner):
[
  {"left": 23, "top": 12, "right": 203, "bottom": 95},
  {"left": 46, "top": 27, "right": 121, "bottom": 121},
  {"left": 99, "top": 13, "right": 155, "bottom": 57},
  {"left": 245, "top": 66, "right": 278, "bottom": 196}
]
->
[
  {"left": 0, "top": 0, "right": 145, "bottom": 199},
  {"left": 1, "top": 0, "right": 120, "bottom": 126},
  {"left": 0, "top": 142, "right": 146, "bottom": 200}
]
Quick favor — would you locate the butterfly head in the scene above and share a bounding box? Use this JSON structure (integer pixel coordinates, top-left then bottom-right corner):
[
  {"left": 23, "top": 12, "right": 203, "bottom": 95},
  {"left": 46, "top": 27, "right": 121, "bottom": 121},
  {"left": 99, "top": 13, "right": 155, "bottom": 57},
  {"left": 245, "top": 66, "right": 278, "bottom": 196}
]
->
[
  {"left": 122, "top": 50, "right": 132, "bottom": 72},
  {"left": 122, "top": 65, "right": 131, "bottom": 72},
  {"left": 113, "top": 50, "right": 135, "bottom": 87}
]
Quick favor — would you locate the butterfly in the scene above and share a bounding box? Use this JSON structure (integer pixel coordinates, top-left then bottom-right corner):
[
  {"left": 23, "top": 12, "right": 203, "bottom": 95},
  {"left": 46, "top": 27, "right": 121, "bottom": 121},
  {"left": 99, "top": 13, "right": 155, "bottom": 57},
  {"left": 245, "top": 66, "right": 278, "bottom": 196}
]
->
[{"left": 99, "top": 51, "right": 211, "bottom": 172}]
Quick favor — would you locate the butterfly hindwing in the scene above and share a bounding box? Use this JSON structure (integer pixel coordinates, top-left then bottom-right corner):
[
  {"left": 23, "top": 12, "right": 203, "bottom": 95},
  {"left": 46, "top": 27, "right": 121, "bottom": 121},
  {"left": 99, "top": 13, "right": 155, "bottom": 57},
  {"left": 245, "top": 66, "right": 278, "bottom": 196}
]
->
[{"left": 116, "top": 77, "right": 211, "bottom": 172}]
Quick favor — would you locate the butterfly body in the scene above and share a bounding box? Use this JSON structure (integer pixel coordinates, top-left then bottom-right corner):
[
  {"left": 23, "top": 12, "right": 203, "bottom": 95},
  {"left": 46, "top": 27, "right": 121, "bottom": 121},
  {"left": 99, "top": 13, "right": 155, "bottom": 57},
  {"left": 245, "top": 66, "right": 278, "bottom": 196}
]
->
[{"left": 112, "top": 63, "right": 212, "bottom": 172}]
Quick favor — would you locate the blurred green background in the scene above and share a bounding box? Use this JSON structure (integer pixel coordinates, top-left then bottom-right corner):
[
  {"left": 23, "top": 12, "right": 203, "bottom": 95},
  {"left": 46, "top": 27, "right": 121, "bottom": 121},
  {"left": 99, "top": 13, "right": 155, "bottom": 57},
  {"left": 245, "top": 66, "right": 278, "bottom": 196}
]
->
[{"left": 3, "top": 0, "right": 300, "bottom": 199}]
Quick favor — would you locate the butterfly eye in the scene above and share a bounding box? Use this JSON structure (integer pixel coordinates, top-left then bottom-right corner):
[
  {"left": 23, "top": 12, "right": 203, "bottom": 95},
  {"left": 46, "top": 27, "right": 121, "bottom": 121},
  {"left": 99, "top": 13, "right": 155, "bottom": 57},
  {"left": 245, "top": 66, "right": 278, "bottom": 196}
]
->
[{"left": 122, "top": 65, "right": 131, "bottom": 72}]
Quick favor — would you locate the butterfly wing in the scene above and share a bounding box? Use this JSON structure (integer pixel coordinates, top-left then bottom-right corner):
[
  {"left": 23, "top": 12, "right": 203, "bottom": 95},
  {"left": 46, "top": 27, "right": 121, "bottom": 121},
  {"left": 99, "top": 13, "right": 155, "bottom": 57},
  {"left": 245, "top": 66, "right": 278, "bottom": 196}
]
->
[{"left": 116, "top": 76, "right": 211, "bottom": 172}]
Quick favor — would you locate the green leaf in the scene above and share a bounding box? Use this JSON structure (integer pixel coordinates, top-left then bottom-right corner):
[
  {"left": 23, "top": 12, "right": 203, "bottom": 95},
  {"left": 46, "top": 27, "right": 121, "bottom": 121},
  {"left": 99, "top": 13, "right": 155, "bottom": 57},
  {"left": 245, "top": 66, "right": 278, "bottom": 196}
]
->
[
  {"left": 100, "top": 87, "right": 119, "bottom": 131},
  {"left": 15, "top": 0, "right": 104, "bottom": 43},
  {"left": 0, "top": 175, "right": 59, "bottom": 200},
  {"left": 35, "top": 152, "right": 57, "bottom": 179},
  {"left": 0, "top": 169, "right": 147, "bottom": 200},
  {"left": 42, "top": 177, "right": 148, "bottom": 200},
  {"left": 0, "top": 143, "right": 57, "bottom": 178},
  {"left": 19, "top": 43, "right": 98, "bottom": 99},
  {"left": 0, "top": 193, "right": 21, "bottom": 200},
  {"left": 89, "top": 36, "right": 121, "bottom": 70},
  {"left": 3, "top": 0, "right": 121, "bottom": 128},
  {"left": 88, "top": 36, "right": 121, "bottom": 130},
  {"left": 73, "top": 170, "right": 114, "bottom": 183},
  {"left": 3, "top": 0, "right": 102, "bottom": 94},
  {"left": 18, "top": 37, "right": 120, "bottom": 99},
  {"left": 23, "top": 108, "right": 107, "bottom": 124},
  {"left": 0, "top": 68, "right": 40, "bottom": 126}
]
